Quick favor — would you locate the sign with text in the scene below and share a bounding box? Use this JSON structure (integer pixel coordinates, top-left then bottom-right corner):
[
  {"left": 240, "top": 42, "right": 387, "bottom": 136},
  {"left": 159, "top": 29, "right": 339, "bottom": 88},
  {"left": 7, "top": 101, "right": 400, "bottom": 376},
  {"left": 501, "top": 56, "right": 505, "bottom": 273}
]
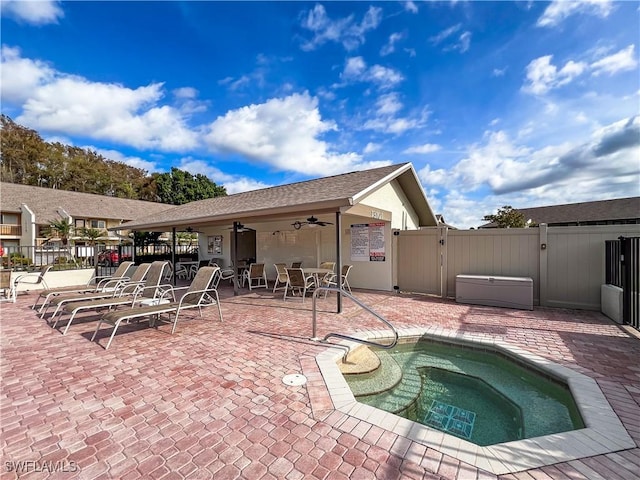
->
[{"left": 350, "top": 223, "right": 386, "bottom": 262}]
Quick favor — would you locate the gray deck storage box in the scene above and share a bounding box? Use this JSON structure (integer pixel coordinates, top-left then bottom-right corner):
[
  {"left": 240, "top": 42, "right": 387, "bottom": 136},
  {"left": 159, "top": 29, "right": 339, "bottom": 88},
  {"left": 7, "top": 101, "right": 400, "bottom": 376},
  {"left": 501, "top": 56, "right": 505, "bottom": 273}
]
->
[{"left": 455, "top": 275, "right": 533, "bottom": 310}]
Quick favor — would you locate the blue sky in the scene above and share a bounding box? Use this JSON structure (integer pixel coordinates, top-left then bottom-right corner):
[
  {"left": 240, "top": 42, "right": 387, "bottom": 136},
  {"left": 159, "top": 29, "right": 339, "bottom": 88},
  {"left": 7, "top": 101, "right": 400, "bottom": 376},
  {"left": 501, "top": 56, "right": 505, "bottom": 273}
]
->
[{"left": 1, "top": 1, "right": 638, "bottom": 228}]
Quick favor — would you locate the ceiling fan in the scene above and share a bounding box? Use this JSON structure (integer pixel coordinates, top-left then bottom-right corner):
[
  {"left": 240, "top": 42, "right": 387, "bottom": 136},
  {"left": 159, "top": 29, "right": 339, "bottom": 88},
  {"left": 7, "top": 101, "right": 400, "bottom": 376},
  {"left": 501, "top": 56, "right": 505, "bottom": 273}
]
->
[
  {"left": 227, "top": 223, "right": 255, "bottom": 232},
  {"left": 292, "top": 216, "right": 334, "bottom": 230}
]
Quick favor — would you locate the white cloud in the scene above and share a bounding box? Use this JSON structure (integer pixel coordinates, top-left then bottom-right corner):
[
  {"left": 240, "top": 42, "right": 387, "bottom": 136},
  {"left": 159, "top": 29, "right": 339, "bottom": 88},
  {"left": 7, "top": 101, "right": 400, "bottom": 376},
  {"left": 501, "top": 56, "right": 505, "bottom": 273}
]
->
[
  {"left": 404, "top": 1, "right": 418, "bottom": 14},
  {"left": 523, "top": 45, "right": 637, "bottom": 95},
  {"left": 363, "top": 142, "right": 381, "bottom": 154},
  {"left": 429, "top": 24, "right": 462, "bottom": 45},
  {"left": 448, "top": 31, "right": 472, "bottom": 53},
  {"left": 420, "top": 116, "right": 639, "bottom": 227},
  {"left": 172, "top": 87, "right": 209, "bottom": 114},
  {"left": 403, "top": 143, "right": 442, "bottom": 154},
  {"left": 417, "top": 163, "right": 449, "bottom": 187},
  {"left": 418, "top": 116, "right": 640, "bottom": 228},
  {"left": 299, "top": 4, "right": 382, "bottom": 51},
  {"left": 591, "top": 45, "right": 638, "bottom": 76},
  {"left": 492, "top": 67, "right": 507, "bottom": 77},
  {"left": 380, "top": 32, "right": 405, "bottom": 56},
  {"left": 430, "top": 24, "right": 471, "bottom": 53},
  {"left": 2, "top": 46, "right": 199, "bottom": 151},
  {"left": 204, "top": 91, "right": 390, "bottom": 176},
  {"left": 537, "top": 0, "right": 613, "bottom": 27},
  {"left": 2, "top": 0, "right": 64, "bottom": 25},
  {"left": 176, "top": 158, "right": 270, "bottom": 194},
  {"left": 523, "top": 55, "right": 587, "bottom": 95},
  {"left": 340, "top": 57, "right": 404, "bottom": 89},
  {"left": 92, "top": 148, "right": 158, "bottom": 173},
  {"left": 173, "top": 87, "right": 198, "bottom": 99},
  {"left": 360, "top": 93, "right": 428, "bottom": 135},
  {"left": 375, "top": 92, "right": 403, "bottom": 115},
  {"left": 343, "top": 57, "right": 367, "bottom": 78},
  {"left": 1, "top": 46, "right": 55, "bottom": 103}
]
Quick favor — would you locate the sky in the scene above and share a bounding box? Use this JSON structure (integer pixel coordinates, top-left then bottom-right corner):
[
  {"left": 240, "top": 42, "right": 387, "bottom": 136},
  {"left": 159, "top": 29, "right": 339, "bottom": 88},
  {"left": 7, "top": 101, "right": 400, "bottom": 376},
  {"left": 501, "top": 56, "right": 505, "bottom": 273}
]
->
[{"left": 1, "top": 0, "right": 639, "bottom": 229}]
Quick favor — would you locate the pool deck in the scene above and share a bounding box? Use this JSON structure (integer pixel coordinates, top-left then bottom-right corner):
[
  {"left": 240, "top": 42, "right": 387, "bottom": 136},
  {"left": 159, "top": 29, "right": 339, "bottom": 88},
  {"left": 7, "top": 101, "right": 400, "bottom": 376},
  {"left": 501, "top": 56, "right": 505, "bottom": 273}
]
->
[{"left": 1, "top": 285, "right": 639, "bottom": 479}]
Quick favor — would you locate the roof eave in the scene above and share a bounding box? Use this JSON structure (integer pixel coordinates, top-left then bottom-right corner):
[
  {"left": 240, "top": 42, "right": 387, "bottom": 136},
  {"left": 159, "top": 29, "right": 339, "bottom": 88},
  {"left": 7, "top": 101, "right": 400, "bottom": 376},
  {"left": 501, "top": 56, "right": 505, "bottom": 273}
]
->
[{"left": 111, "top": 198, "right": 352, "bottom": 231}]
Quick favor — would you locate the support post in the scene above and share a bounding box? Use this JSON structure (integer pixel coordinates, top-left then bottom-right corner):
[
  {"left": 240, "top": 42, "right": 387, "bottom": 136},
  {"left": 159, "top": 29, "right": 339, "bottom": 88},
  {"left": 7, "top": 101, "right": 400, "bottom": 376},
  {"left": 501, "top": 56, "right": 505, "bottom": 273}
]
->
[
  {"left": 171, "top": 227, "right": 177, "bottom": 286},
  {"left": 335, "top": 211, "right": 342, "bottom": 313}
]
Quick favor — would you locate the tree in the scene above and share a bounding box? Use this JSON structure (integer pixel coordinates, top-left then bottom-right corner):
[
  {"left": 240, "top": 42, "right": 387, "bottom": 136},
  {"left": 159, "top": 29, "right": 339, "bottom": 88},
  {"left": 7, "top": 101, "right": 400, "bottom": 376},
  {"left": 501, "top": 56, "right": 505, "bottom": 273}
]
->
[
  {"left": 79, "top": 227, "right": 104, "bottom": 246},
  {"left": 45, "top": 217, "right": 75, "bottom": 245},
  {"left": 155, "top": 167, "right": 227, "bottom": 205},
  {"left": 132, "top": 231, "right": 163, "bottom": 246},
  {"left": 483, "top": 206, "right": 530, "bottom": 228}
]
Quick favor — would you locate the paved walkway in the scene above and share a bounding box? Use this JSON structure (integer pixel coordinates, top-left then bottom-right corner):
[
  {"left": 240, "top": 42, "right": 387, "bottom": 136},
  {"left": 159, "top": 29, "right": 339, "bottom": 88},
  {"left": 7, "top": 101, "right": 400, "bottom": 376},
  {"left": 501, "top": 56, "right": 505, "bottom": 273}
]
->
[{"left": 1, "top": 285, "right": 639, "bottom": 479}]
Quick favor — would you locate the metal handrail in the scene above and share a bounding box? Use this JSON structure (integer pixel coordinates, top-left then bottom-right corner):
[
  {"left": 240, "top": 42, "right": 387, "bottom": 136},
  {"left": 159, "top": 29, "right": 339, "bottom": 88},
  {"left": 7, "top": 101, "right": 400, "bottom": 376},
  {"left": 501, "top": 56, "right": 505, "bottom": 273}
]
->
[{"left": 311, "top": 286, "right": 398, "bottom": 361}]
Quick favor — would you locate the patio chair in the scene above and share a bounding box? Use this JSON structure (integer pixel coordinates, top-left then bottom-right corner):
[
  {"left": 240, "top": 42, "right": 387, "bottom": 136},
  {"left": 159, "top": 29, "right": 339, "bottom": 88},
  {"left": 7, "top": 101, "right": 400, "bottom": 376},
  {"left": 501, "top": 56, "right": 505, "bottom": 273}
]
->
[
  {"left": 0, "top": 270, "right": 16, "bottom": 303},
  {"left": 291, "top": 261, "right": 303, "bottom": 268},
  {"left": 323, "top": 264, "right": 353, "bottom": 297},
  {"left": 42, "top": 262, "right": 154, "bottom": 320},
  {"left": 52, "top": 262, "right": 171, "bottom": 335},
  {"left": 283, "top": 267, "right": 315, "bottom": 302},
  {"left": 208, "top": 263, "right": 234, "bottom": 289},
  {"left": 243, "top": 263, "right": 268, "bottom": 290},
  {"left": 13, "top": 265, "right": 52, "bottom": 293},
  {"left": 163, "top": 262, "right": 174, "bottom": 283},
  {"left": 319, "top": 261, "right": 336, "bottom": 272},
  {"left": 32, "top": 261, "right": 134, "bottom": 312},
  {"left": 91, "top": 266, "right": 222, "bottom": 349},
  {"left": 273, "top": 263, "right": 288, "bottom": 293}
]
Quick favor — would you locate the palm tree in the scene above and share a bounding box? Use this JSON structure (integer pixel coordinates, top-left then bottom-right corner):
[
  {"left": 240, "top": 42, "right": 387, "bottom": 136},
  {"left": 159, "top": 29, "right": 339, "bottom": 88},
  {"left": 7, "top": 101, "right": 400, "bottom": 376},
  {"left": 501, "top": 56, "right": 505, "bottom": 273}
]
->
[
  {"left": 80, "top": 227, "right": 103, "bottom": 246},
  {"left": 46, "top": 218, "right": 74, "bottom": 246}
]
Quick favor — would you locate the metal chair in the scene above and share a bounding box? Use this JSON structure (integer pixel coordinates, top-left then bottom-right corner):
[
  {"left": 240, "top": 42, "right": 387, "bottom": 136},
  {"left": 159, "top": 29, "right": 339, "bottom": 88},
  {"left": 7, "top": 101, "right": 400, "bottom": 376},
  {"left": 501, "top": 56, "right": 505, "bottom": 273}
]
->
[
  {"left": 284, "top": 268, "right": 315, "bottom": 302},
  {"left": 0, "top": 270, "right": 16, "bottom": 303},
  {"left": 243, "top": 263, "right": 268, "bottom": 290},
  {"left": 324, "top": 264, "right": 353, "bottom": 296},
  {"left": 13, "top": 265, "right": 52, "bottom": 292},
  {"left": 273, "top": 263, "right": 288, "bottom": 293}
]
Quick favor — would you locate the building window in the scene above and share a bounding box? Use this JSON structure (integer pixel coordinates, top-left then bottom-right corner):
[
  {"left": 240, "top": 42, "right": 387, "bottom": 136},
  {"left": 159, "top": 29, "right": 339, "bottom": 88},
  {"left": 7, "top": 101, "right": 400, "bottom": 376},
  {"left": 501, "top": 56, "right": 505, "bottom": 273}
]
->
[
  {"left": 1, "top": 213, "right": 19, "bottom": 225},
  {"left": 90, "top": 220, "right": 106, "bottom": 229},
  {"left": 75, "top": 219, "right": 86, "bottom": 228}
]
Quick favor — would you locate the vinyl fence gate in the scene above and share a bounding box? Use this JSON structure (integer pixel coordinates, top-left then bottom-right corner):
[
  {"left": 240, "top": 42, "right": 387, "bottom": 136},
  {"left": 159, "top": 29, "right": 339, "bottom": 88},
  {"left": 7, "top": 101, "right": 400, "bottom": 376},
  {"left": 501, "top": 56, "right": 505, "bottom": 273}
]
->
[{"left": 606, "top": 236, "right": 640, "bottom": 330}]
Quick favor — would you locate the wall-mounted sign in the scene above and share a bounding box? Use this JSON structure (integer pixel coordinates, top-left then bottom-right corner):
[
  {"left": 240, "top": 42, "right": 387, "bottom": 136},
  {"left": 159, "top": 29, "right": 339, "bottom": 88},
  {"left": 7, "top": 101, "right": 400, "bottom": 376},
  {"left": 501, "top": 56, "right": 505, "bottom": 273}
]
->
[
  {"left": 208, "top": 235, "right": 223, "bottom": 255},
  {"left": 350, "top": 223, "right": 385, "bottom": 262}
]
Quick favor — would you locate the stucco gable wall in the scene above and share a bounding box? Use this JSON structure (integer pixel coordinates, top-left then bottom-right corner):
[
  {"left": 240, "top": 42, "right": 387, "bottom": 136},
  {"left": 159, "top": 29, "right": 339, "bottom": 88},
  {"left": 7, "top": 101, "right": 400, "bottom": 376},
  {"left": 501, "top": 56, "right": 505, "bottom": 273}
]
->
[{"left": 356, "top": 180, "right": 420, "bottom": 230}]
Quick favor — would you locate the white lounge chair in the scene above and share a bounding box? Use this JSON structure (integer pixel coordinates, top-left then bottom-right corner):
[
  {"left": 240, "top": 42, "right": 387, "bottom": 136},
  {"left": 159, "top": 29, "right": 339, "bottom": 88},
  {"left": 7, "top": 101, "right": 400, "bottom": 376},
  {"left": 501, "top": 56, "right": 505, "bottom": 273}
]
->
[
  {"left": 41, "top": 263, "right": 154, "bottom": 320},
  {"left": 32, "top": 261, "right": 134, "bottom": 312},
  {"left": 91, "top": 266, "right": 222, "bottom": 349},
  {"left": 52, "top": 262, "right": 171, "bottom": 335}
]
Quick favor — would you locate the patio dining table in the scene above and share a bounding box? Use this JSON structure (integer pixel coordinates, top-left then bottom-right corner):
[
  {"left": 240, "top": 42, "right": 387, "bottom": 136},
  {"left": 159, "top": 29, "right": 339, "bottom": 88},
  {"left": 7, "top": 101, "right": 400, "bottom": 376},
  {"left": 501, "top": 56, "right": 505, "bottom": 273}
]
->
[
  {"left": 302, "top": 267, "right": 334, "bottom": 290},
  {"left": 176, "top": 261, "right": 199, "bottom": 279}
]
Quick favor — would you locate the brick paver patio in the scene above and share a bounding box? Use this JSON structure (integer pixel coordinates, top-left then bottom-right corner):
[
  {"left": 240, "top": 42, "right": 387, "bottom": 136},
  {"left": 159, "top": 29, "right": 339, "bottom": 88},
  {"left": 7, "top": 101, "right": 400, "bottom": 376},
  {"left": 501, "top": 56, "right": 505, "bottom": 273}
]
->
[{"left": 1, "top": 284, "right": 639, "bottom": 479}]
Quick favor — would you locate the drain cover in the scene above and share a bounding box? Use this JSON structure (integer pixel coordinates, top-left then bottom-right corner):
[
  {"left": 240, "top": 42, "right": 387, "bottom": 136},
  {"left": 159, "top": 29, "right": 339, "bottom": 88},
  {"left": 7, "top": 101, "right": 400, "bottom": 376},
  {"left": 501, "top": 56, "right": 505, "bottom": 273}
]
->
[{"left": 282, "top": 374, "right": 307, "bottom": 386}]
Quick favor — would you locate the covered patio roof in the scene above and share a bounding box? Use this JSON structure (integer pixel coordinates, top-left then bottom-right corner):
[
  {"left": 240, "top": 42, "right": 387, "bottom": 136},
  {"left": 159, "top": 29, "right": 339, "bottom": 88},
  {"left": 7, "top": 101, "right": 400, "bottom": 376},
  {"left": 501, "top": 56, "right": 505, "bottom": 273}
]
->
[{"left": 113, "top": 163, "right": 437, "bottom": 232}]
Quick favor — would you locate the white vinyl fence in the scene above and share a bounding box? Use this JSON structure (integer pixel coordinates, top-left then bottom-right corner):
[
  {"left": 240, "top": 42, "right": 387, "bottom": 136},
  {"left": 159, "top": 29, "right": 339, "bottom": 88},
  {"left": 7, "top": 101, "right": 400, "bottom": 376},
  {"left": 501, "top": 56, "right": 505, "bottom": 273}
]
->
[{"left": 393, "top": 224, "right": 640, "bottom": 310}]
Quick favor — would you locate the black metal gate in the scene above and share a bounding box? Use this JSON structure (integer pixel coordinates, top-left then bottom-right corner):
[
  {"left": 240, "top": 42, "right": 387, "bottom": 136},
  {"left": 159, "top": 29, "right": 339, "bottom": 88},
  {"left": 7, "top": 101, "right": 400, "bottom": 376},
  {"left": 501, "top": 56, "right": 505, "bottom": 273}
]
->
[{"left": 606, "top": 237, "right": 639, "bottom": 330}]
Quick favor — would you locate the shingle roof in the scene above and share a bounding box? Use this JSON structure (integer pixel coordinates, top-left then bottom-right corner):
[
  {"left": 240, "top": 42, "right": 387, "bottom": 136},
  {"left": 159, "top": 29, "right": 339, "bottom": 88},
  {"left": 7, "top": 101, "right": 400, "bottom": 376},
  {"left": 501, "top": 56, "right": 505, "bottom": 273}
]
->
[
  {"left": 117, "top": 163, "right": 437, "bottom": 230},
  {"left": 0, "top": 182, "right": 173, "bottom": 223},
  {"left": 480, "top": 196, "right": 640, "bottom": 227}
]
